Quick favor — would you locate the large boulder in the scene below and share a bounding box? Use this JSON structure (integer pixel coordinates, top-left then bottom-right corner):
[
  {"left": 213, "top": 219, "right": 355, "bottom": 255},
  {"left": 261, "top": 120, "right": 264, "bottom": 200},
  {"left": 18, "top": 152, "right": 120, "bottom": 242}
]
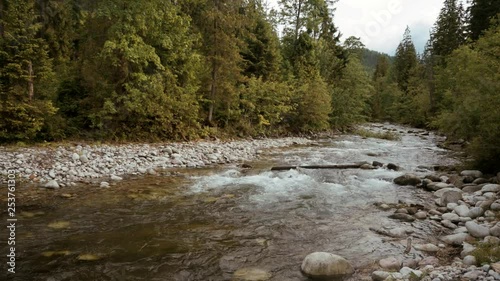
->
[
  {"left": 394, "top": 174, "right": 421, "bottom": 186},
  {"left": 301, "top": 252, "right": 354, "bottom": 280}
]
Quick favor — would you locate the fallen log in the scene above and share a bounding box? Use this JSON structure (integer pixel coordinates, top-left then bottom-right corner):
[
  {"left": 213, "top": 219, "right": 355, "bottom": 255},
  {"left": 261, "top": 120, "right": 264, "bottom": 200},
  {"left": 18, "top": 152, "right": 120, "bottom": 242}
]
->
[{"left": 271, "top": 164, "right": 362, "bottom": 171}]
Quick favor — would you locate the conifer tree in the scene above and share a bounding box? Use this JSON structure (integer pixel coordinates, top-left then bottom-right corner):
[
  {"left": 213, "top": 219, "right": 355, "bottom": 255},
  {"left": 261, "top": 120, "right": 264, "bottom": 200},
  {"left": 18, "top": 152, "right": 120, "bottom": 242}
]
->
[
  {"left": 394, "top": 27, "right": 418, "bottom": 93},
  {"left": 469, "top": 0, "right": 500, "bottom": 40}
]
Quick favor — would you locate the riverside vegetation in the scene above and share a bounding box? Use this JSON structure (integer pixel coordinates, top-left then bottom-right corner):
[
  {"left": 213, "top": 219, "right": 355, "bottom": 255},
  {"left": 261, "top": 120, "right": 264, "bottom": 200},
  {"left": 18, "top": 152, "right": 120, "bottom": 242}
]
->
[{"left": 0, "top": 0, "right": 499, "bottom": 171}]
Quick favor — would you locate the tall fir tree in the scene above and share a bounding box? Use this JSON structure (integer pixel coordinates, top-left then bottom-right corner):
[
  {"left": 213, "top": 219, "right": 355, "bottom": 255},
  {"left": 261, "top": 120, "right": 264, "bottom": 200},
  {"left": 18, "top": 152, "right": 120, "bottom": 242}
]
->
[
  {"left": 394, "top": 26, "right": 418, "bottom": 93},
  {"left": 428, "top": 0, "right": 466, "bottom": 65}
]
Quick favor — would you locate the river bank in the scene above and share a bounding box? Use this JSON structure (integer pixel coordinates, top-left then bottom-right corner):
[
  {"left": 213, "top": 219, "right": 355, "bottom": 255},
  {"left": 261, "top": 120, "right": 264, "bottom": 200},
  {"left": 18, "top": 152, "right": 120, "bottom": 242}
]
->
[{"left": 0, "top": 137, "right": 312, "bottom": 188}]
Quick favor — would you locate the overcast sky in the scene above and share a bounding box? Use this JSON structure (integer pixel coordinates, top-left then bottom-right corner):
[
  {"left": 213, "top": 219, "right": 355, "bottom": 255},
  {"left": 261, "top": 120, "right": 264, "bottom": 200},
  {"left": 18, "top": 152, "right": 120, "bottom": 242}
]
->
[{"left": 266, "top": 0, "right": 447, "bottom": 55}]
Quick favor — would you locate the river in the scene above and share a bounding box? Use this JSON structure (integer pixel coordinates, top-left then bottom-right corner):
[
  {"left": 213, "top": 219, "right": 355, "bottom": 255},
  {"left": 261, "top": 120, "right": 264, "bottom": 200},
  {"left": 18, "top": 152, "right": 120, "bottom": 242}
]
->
[{"left": 5, "top": 123, "right": 459, "bottom": 281}]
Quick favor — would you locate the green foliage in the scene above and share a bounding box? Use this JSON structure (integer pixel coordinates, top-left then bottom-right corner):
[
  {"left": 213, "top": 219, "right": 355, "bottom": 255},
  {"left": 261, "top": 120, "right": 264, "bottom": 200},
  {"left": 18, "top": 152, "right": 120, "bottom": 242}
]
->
[
  {"left": 432, "top": 24, "right": 500, "bottom": 171},
  {"left": 472, "top": 242, "right": 500, "bottom": 265},
  {"left": 237, "top": 77, "right": 292, "bottom": 135},
  {"left": 0, "top": 0, "right": 56, "bottom": 142},
  {"left": 78, "top": 0, "right": 202, "bottom": 140},
  {"left": 330, "top": 57, "right": 372, "bottom": 130}
]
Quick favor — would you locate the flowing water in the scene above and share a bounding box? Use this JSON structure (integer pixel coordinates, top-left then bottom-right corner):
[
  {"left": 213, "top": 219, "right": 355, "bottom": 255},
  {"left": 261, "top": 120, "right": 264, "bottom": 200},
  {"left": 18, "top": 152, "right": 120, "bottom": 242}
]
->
[{"left": 3, "top": 124, "right": 459, "bottom": 281}]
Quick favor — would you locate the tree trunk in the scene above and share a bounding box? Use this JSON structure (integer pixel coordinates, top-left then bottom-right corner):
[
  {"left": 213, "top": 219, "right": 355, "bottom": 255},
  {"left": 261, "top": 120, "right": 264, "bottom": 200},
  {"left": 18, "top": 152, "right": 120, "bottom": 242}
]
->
[{"left": 28, "top": 61, "right": 34, "bottom": 102}]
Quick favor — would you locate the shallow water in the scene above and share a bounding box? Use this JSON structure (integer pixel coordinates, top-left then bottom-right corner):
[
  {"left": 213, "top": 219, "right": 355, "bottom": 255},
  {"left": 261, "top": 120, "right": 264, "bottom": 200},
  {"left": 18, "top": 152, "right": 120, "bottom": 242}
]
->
[{"left": 3, "top": 124, "right": 458, "bottom": 281}]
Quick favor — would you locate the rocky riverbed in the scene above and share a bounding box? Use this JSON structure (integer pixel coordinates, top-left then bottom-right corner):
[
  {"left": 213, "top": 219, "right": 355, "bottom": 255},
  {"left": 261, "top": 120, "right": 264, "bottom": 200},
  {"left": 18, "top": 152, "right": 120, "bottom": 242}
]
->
[
  {"left": 362, "top": 169, "right": 500, "bottom": 281},
  {"left": 0, "top": 137, "right": 311, "bottom": 188}
]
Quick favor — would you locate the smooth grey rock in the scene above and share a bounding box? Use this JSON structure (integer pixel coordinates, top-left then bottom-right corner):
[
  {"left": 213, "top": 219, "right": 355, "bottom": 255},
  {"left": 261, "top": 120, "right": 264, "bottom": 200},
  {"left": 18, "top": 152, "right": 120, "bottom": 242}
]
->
[
  {"left": 468, "top": 207, "right": 485, "bottom": 219},
  {"left": 473, "top": 178, "right": 489, "bottom": 184},
  {"left": 110, "top": 175, "right": 123, "bottom": 181},
  {"left": 48, "top": 170, "right": 56, "bottom": 179},
  {"left": 379, "top": 257, "right": 401, "bottom": 271},
  {"left": 442, "top": 220, "right": 458, "bottom": 229},
  {"left": 466, "top": 221, "right": 490, "bottom": 238},
  {"left": 441, "top": 233, "right": 472, "bottom": 245},
  {"left": 100, "top": 181, "right": 110, "bottom": 188},
  {"left": 461, "top": 170, "right": 483, "bottom": 179},
  {"left": 447, "top": 203, "right": 458, "bottom": 210},
  {"left": 301, "top": 252, "right": 354, "bottom": 280},
  {"left": 490, "top": 225, "right": 500, "bottom": 238},
  {"left": 442, "top": 213, "right": 460, "bottom": 222},
  {"left": 441, "top": 190, "right": 463, "bottom": 206},
  {"left": 482, "top": 184, "right": 500, "bottom": 193},
  {"left": 463, "top": 255, "right": 477, "bottom": 266},
  {"left": 80, "top": 155, "right": 89, "bottom": 163},
  {"left": 394, "top": 174, "right": 421, "bottom": 186},
  {"left": 371, "top": 271, "right": 390, "bottom": 281},
  {"left": 435, "top": 187, "right": 461, "bottom": 198},
  {"left": 462, "top": 184, "right": 483, "bottom": 193},
  {"left": 415, "top": 211, "right": 427, "bottom": 219},
  {"left": 43, "top": 180, "right": 60, "bottom": 189},
  {"left": 427, "top": 182, "right": 452, "bottom": 191},
  {"left": 463, "top": 270, "right": 484, "bottom": 279},
  {"left": 455, "top": 205, "right": 471, "bottom": 217},
  {"left": 72, "top": 153, "right": 80, "bottom": 161},
  {"left": 491, "top": 202, "right": 500, "bottom": 211},
  {"left": 413, "top": 243, "right": 440, "bottom": 252}
]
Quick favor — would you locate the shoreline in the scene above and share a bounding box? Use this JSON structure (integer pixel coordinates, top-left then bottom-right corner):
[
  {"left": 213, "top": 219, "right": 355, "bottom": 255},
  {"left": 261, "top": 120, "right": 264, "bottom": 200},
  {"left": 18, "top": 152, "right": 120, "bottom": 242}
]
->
[{"left": 0, "top": 137, "right": 313, "bottom": 188}]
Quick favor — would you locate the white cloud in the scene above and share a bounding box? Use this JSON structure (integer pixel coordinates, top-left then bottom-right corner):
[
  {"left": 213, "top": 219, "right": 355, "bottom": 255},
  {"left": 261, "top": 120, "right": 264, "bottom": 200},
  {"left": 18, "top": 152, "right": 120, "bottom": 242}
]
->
[{"left": 267, "top": 0, "right": 447, "bottom": 55}]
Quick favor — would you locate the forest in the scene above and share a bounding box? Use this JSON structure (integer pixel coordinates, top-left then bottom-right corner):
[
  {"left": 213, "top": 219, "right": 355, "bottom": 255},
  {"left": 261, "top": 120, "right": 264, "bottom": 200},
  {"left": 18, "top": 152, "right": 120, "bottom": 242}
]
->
[{"left": 0, "top": 0, "right": 499, "bottom": 171}]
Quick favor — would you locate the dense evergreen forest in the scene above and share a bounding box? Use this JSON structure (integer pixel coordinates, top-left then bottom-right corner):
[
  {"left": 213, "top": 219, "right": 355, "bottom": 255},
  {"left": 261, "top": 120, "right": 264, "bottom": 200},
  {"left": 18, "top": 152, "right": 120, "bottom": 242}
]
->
[{"left": 0, "top": 0, "right": 498, "bottom": 170}]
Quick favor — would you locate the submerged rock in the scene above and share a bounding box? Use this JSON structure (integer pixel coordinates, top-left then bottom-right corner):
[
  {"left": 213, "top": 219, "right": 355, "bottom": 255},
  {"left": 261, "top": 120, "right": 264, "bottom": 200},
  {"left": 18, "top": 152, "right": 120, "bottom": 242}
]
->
[
  {"left": 301, "top": 252, "right": 354, "bottom": 280},
  {"left": 233, "top": 268, "right": 271, "bottom": 281}
]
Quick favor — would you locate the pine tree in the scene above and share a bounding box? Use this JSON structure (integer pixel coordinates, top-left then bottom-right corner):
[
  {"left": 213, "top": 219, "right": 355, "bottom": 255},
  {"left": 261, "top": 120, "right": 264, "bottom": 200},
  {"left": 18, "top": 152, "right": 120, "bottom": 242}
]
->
[
  {"left": 428, "top": 0, "right": 466, "bottom": 65},
  {"left": 0, "top": 0, "right": 56, "bottom": 141},
  {"left": 469, "top": 0, "right": 500, "bottom": 40},
  {"left": 241, "top": 1, "right": 282, "bottom": 81},
  {"left": 187, "top": 0, "right": 246, "bottom": 126},
  {"left": 394, "top": 27, "right": 418, "bottom": 93}
]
